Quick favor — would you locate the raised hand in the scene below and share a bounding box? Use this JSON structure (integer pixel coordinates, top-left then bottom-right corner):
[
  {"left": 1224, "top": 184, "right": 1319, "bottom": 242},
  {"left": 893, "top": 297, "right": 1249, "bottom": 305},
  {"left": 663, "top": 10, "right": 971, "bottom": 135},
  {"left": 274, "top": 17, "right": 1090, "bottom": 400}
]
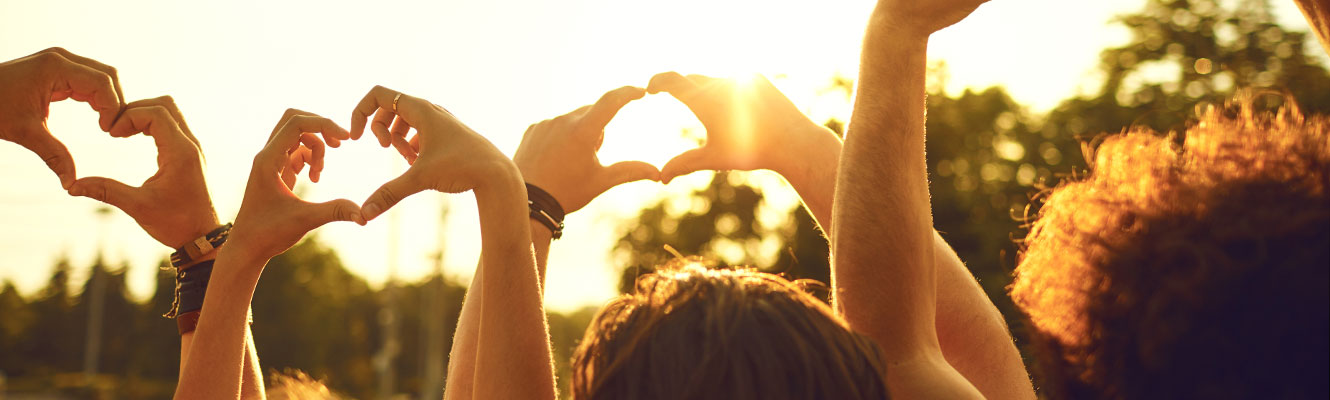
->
[
  {"left": 513, "top": 86, "right": 659, "bottom": 214},
  {"left": 0, "top": 47, "right": 125, "bottom": 188},
  {"left": 646, "top": 72, "right": 839, "bottom": 184},
  {"left": 353, "top": 86, "right": 524, "bottom": 220},
  {"left": 67, "top": 96, "right": 219, "bottom": 248},
  {"left": 227, "top": 110, "right": 364, "bottom": 263},
  {"left": 874, "top": 0, "right": 990, "bottom": 38}
]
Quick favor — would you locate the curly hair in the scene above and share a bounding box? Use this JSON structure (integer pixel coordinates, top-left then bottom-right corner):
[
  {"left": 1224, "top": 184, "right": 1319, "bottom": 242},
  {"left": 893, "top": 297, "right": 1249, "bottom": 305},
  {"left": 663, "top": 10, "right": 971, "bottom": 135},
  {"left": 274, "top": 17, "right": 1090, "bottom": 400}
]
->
[
  {"left": 1011, "top": 94, "right": 1330, "bottom": 399},
  {"left": 570, "top": 260, "right": 889, "bottom": 400}
]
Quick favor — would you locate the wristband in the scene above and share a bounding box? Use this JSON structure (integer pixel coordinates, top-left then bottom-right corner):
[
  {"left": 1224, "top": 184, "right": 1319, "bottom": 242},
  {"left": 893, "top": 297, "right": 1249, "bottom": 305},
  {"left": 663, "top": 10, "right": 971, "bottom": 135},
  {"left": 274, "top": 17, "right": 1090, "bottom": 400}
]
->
[
  {"left": 170, "top": 223, "right": 232, "bottom": 268},
  {"left": 525, "top": 183, "right": 565, "bottom": 239},
  {"left": 164, "top": 259, "right": 214, "bottom": 321}
]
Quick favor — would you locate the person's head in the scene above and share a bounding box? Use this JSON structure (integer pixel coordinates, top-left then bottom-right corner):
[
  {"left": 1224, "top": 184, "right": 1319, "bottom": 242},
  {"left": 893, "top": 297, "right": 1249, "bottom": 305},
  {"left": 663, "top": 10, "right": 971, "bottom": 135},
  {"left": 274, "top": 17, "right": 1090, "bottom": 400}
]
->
[
  {"left": 1011, "top": 94, "right": 1330, "bottom": 399},
  {"left": 570, "top": 260, "right": 889, "bottom": 400}
]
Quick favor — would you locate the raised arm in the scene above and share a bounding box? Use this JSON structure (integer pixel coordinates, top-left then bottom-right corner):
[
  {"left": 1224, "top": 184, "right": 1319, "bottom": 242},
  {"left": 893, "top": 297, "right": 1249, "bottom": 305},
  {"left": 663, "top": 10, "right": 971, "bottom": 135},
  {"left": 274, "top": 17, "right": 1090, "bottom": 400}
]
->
[
  {"left": 173, "top": 110, "right": 362, "bottom": 399},
  {"left": 647, "top": 72, "right": 1031, "bottom": 398},
  {"left": 833, "top": 1, "right": 990, "bottom": 397},
  {"left": 354, "top": 86, "right": 557, "bottom": 400}
]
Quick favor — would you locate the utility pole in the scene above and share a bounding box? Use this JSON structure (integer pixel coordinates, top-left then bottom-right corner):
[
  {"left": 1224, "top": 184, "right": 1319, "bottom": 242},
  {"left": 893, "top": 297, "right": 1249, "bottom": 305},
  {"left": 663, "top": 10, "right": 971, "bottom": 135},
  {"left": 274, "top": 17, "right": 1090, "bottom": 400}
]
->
[
  {"left": 83, "top": 206, "right": 112, "bottom": 383},
  {"left": 376, "top": 162, "right": 402, "bottom": 399},
  {"left": 419, "top": 201, "right": 449, "bottom": 400}
]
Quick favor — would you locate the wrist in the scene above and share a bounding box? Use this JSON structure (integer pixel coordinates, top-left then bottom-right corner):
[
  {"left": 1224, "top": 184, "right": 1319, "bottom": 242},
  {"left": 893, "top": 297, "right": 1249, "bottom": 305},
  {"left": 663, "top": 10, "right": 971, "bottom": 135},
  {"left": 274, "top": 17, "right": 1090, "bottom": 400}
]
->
[{"left": 773, "top": 125, "right": 842, "bottom": 186}]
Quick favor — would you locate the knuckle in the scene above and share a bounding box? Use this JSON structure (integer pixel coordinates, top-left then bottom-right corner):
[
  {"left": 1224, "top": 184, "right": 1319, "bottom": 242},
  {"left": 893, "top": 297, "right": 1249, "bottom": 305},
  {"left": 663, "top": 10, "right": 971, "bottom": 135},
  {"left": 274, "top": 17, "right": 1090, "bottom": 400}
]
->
[
  {"left": 34, "top": 51, "right": 65, "bottom": 68},
  {"left": 42, "top": 47, "right": 69, "bottom": 56},
  {"left": 153, "top": 95, "right": 176, "bottom": 108}
]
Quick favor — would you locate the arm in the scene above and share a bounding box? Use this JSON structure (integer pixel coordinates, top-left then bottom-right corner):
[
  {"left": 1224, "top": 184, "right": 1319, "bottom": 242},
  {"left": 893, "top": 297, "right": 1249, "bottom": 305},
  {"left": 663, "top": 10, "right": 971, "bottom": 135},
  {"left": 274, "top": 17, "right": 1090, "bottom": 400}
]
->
[
  {"left": 834, "top": 1, "right": 988, "bottom": 398},
  {"left": 647, "top": 72, "right": 1031, "bottom": 398},
  {"left": 439, "top": 86, "right": 654, "bottom": 400},
  {"left": 1294, "top": 0, "right": 1330, "bottom": 55},
  {"left": 175, "top": 110, "right": 362, "bottom": 399},
  {"left": 354, "top": 86, "right": 558, "bottom": 399}
]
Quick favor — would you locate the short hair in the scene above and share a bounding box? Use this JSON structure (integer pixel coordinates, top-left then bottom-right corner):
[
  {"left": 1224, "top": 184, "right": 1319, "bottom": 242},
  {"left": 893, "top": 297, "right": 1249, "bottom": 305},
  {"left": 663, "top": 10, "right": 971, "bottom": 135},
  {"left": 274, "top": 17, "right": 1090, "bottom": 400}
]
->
[
  {"left": 1011, "top": 94, "right": 1330, "bottom": 399},
  {"left": 570, "top": 260, "right": 889, "bottom": 400}
]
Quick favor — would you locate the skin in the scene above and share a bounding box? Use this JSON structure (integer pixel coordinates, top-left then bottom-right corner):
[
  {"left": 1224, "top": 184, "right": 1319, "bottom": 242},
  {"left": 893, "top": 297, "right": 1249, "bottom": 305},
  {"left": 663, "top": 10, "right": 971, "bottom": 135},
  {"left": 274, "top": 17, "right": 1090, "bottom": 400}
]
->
[
  {"left": 352, "top": 86, "right": 557, "bottom": 400},
  {"left": 1294, "top": 0, "right": 1330, "bottom": 56},
  {"left": 646, "top": 72, "right": 1032, "bottom": 399},
  {"left": 174, "top": 109, "right": 363, "bottom": 399},
  {"left": 832, "top": 0, "right": 992, "bottom": 398},
  {"left": 0, "top": 47, "right": 125, "bottom": 189}
]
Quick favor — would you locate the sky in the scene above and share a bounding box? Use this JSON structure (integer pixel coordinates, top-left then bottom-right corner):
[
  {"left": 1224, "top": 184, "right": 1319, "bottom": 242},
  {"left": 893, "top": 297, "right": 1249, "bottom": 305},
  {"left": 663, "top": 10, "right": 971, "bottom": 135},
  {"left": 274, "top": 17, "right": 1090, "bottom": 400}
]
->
[{"left": 0, "top": 0, "right": 1323, "bottom": 312}]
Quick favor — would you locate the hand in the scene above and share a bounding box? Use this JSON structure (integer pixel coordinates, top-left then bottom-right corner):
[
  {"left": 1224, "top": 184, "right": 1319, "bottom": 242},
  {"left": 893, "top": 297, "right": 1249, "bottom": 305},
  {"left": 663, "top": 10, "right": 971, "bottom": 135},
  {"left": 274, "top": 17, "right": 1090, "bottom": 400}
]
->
[
  {"left": 228, "top": 110, "right": 364, "bottom": 263},
  {"left": 513, "top": 86, "right": 659, "bottom": 214},
  {"left": 646, "top": 72, "right": 838, "bottom": 184},
  {"left": 874, "top": 0, "right": 989, "bottom": 38},
  {"left": 67, "top": 96, "right": 219, "bottom": 248},
  {"left": 352, "top": 86, "right": 522, "bottom": 220},
  {"left": 0, "top": 47, "right": 125, "bottom": 188}
]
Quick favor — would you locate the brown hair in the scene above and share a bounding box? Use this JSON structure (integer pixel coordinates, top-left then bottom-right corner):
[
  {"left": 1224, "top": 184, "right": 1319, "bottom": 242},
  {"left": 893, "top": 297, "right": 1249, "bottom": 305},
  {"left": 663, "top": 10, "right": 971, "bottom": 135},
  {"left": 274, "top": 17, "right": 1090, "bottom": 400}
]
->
[
  {"left": 1011, "top": 94, "right": 1330, "bottom": 399},
  {"left": 570, "top": 260, "right": 889, "bottom": 400}
]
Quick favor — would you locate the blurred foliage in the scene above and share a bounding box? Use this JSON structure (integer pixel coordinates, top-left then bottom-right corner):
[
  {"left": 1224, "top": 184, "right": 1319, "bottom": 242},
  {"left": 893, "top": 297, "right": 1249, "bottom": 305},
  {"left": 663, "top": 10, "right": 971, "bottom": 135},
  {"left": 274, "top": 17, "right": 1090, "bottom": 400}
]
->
[{"left": 2, "top": 0, "right": 1328, "bottom": 398}]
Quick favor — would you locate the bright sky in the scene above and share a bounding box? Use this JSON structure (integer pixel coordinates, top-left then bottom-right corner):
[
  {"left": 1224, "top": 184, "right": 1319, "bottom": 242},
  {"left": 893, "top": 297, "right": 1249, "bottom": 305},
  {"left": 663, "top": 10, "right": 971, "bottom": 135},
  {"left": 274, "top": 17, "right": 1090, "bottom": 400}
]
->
[{"left": 0, "top": 0, "right": 1322, "bottom": 312}]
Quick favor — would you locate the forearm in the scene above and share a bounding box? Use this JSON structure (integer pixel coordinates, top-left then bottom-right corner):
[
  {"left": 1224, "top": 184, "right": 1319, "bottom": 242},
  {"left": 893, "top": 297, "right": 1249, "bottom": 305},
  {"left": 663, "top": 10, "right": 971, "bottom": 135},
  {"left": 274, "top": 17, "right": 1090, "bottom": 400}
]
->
[
  {"left": 775, "top": 127, "right": 841, "bottom": 233},
  {"left": 530, "top": 219, "right": 553, "bottom": 290},
  {"left": 444, "top": 262, "right": 483, "bottom": 400},
  {"left": 1295, "top": 0, "right": 1330, "bottom": 55},
  {"left": 833, "top": 12, "right": 936, "bottom": 360},
  {"left": 470, "top": 174, "right": 557, "bottom": 399},
  {"left": 175, "top": 249, "right": 264, "bottom": 400},
  {"left": 933, "top": 232, "right": 1034, "bottom": 400},
  {"left": 180, "top": 324, "right": 264, "bottom": 399}
]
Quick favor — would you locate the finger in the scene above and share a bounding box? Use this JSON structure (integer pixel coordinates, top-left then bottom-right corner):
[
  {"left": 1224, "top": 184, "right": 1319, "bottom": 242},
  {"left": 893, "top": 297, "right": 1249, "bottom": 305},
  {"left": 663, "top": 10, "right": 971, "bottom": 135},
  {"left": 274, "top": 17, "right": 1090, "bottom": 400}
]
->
[
  {"left": 297, "top": 133, "right": 326, "bottom": 182},
  {"left": 110, "top": 106, "right": 195, "bottom": 159},
  {"left": 646, "top": 71, "right": 700, "bottom": 99},
  {"left": 390, "top": 115, "right": 412, "bottom": 138},
  {"left": 281, "top": 147, "right": 307, "bottom": 189},
  {"left": 599, "top": 160, "right": 661, "bottom": 189},
  {"left": 15, "top": 124, "right": 76, "bottom": 189},
  {"left": 361, "top": 170, "right": 424, "bottom": 221},
  {"left": 262, "top": 115, "right": 348, "bottom": 170},
  {"left": 40, "top": 51, "right": 122, "bottom": 132},
  {"left": 660, "top": 148, "right": 721, "bottom": 184},
  {"left": 581, "top": 86, "right": 646, "bottom": 133},
  {"left": 41, "top": 47, "right": 126, "bottom": 112},
  {"left": 125, "top": 96, "right": 199, "bottom": 150},
  {"left": 370, "top": 108, "right": 397, "bottom": 148},
  {"left": 68, "top": 176, "right": 140, "bottom": 211},
  {"left": 300, "top": 198, "right": 366, "bottom": 227},
  {"left": 390, "top": 132, "right": 417, "bottom": 165},
  {"left": 408, "top": 133, "right": 421, "bottom": 153},
  {"left": 351, "top": 85, "right": 425, "bottom": 141}
]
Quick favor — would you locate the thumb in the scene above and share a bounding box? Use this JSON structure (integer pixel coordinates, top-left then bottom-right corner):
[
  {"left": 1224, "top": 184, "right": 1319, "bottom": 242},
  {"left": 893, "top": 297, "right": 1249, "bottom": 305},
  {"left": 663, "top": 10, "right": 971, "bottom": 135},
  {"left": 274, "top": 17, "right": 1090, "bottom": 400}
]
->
[
  {"left": 69, "top": 176, "right": 139, "bottom": 211},
  {"left": 599, "top": 161, "right": 660, "bottom": 189},
  {"left": 660, "top": 148, "right": 718, "bottom": 184},
  {"left": 301, "top": 198, "right": 366, "bottom": 228},
  {"left": 361, "top": 171, "right": 424, "bottom": 221},
  {"left": 16, "top": 126, "right": 76, "bottom": 189}
]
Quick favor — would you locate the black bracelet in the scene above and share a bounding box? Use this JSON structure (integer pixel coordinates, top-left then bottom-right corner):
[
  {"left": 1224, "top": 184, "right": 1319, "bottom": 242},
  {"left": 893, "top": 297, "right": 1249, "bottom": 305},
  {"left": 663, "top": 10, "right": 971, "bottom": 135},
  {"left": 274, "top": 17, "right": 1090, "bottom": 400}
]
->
[
  {"left": 525, "top": 183, "right": 566, "bottom": 239},
  {"left": 163, "top": 259, "right": 215, "bottom": 319}
]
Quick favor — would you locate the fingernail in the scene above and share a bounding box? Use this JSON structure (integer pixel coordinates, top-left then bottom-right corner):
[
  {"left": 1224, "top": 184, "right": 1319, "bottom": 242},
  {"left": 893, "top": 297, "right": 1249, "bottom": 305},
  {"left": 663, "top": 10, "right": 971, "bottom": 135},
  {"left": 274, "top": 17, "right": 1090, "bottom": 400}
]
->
[
  {"left": 69, "top": 187, "right": 83, "bottom": 197},
  {"left": 353, "top": 212, "right": 366, "bottom": 226},
  {"left": 363, "top": 204, "right": 381, "bottom": 220},
  {"left": 61, "top": 175, "right": 74, "bottom": 190}
]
